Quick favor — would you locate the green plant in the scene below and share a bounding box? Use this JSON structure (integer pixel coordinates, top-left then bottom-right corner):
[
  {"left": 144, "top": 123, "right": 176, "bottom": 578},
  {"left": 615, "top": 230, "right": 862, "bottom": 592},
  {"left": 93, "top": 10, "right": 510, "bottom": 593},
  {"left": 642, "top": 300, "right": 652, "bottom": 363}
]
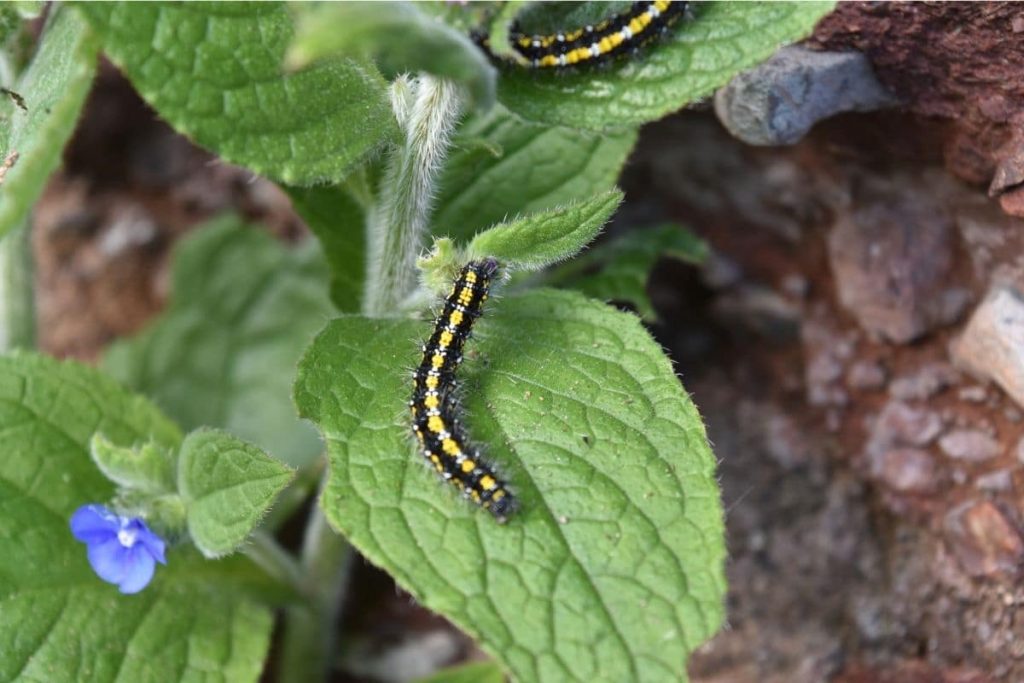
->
[{"left": 0, "top": 2, "right": 833, "bottom": 681}]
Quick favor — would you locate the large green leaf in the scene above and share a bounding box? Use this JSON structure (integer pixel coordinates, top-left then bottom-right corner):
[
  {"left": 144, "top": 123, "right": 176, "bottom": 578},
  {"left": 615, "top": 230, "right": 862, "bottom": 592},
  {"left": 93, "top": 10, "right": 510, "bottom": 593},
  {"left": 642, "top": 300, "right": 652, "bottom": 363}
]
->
[
  {"left": 286, "top": 184, "right": 366, "bottom": 312},
  {"left": 287, "top": 1, "right": 496, "bottom": 109},
  {"left": 497, "top": 1, "right": 835, "bottom": 131},
  {"left": 78, "top": 2, "right": 399, "bottom": 185},
  {"left": 0, "top": 352, "right": 275, "bottom": 683},
  {"left": 103, "top": 217, "right": 334, "bottom": 467},
  {"left": 0, "top": 7, "right": 99, "bottom": 239},
  {"left": 432, "top": 105, "right": 636, "bottom": 242},
  {"left": 295, "top": 289, "right": 726, "bottom": 682}
]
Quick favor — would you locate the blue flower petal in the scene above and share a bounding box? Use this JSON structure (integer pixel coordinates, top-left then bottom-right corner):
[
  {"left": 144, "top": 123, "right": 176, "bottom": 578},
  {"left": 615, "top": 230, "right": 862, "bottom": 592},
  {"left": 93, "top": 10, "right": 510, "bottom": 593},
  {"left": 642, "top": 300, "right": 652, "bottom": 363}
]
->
[
  {"left": 117, "top": 545, "right": 156, "bottom": 594},
  {"left": 86, "top": 537, "right": 129, "bottom": 585},
  {"left": 70, "top": 504, "right": 119, "bottom": 544},
  {"left": 135, "top": 524, "right": 167, "bottom": 565}
]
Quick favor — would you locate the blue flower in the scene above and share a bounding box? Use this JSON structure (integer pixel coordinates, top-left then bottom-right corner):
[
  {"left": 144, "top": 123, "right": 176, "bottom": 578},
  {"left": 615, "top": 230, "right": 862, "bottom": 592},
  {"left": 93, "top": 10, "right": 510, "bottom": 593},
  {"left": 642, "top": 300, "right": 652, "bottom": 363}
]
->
[{"left": 70, "top": 504, "right": 167, "bottom": 594}]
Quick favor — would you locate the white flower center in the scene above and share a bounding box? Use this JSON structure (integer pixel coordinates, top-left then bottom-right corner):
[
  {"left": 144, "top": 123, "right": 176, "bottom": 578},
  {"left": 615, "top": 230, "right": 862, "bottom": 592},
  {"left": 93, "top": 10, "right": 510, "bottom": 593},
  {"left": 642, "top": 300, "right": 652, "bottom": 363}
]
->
[{"left": 118, "top": 526, "right": 138, "bottom": 548}]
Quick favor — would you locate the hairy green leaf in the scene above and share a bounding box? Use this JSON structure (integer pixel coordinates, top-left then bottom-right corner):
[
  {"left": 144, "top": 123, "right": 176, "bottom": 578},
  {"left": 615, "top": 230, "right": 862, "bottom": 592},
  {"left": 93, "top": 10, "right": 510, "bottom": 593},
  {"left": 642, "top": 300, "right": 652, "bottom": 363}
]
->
[
  {"left": 0, "top": 352, "right": 275, "bottom": 683},
  {"left": 466, "top": 190, "right": 622, "bottom": 270},
  {"left": 78, "top": 2, "right": 399, "bottom": 185},
  {"left": 433, "top": 105, "right": 636, "bottom": 242},
  {"left": 288, "top": 1, "right": 496, "bottom": 109},
  {"left": 103, "top": 217, "right": 334, "bottom": 467},
  {"left": 549, "top": 224, "right": 708, "bottom": 320},
  {"left": 91, "top": 433, "right": 176, "bottom": 495},
  {"left": 0, "top": 7, "right": 99, "bottom": 239},
  {"left": 286, "top": 184, "right": 366, "bottom": 312},
  {"left": 179, "top": 428, "right": 294, "bottom": 558},
  {"left": 296, "top": 289, "right": 726, "bottom": 683},
  {"left": 497, "top": 1, "right": 835, "bottom": 131}
]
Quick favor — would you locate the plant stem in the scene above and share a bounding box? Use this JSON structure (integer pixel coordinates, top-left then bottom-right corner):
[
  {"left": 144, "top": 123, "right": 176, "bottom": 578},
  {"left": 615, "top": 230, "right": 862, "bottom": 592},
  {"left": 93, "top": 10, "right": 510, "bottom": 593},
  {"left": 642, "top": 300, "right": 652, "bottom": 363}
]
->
[
  {"left": 363, "top": 75, "right": 462, "bottom": 316},
  {"left": 244, "top": 531, "right": 307, "bottom": 598},
  {"left": 0, "top": 221, "right": 36, "bottom": 351},
  {"left": 278, "top": 507, "right": 351, "bottom": 683},
  {"left": 280, "top": 76, "right": 463, "bottom": 682}
]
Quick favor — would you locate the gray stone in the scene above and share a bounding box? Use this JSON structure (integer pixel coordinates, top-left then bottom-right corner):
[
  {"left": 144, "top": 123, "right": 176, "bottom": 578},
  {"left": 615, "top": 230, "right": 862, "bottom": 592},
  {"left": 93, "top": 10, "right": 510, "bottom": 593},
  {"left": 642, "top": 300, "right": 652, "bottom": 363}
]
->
[
  {"left": 715, "top": 47, "right": 898, "bottom": 146},
  {"left": 951, "top": 284, "right": 1024, "bottom": 411}
]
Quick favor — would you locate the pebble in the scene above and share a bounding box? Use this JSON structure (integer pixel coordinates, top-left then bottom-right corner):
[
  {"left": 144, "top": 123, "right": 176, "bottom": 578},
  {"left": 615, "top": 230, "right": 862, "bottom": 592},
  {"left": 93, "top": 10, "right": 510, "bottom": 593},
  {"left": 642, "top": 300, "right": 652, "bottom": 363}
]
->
[
  {"left": 870, "top": 400, "right": 944, "bottom": 451},
  {"left": 847, "top": 360, "right": 887, "bottom": 391},
  {"left": 889, "top": 362, "right": 960, "bottom": 400},
  {"left": 951, "top": 284, "right": 1024, "bottom": 411},
  {"left": 959, "top": 385, "right": 989, "bottom": 403},
  {"left": 938, "top": 429, "right": 1002, "bottom": 462},
  {"left": 943, "top": 501, "right": 1024, "bottom": 578},
  {"left": 871, "top": 447, "right": 939, "bottom": 493},
  {"left": 975, "top": 469, "right": 1013, "bottom": 492}
]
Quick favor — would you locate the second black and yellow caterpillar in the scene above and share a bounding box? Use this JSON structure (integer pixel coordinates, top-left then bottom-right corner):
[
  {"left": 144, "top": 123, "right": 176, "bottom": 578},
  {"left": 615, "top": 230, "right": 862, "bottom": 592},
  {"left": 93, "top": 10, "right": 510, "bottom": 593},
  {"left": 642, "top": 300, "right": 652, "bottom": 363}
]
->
[{"left": 481, "top": 1, "right": 688, "bottom": 70}]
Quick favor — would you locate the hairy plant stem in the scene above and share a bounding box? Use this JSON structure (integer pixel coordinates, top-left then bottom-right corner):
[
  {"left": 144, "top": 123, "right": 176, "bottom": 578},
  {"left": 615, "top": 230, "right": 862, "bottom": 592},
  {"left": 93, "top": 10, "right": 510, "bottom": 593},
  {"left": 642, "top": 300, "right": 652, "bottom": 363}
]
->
[
  {"left": 0, "top": 221, "right": 36, "bottom": 351},
  {"left": 363, "top": 75, "right": 462, "bottom": 316},
  {"left": 281, "top": 76, "right": 463, "bottom": 682}
]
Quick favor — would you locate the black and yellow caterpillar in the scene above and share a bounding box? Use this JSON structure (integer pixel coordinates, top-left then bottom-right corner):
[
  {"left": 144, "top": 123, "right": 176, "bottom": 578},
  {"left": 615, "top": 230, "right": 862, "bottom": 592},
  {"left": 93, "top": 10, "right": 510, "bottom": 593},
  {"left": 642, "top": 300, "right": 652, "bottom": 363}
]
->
[
  {"left": 410, "top": 259, "right": 515, "bottom": 522},
  {"left": 480, "top": 1, "right": 687, "bottom": 69}
]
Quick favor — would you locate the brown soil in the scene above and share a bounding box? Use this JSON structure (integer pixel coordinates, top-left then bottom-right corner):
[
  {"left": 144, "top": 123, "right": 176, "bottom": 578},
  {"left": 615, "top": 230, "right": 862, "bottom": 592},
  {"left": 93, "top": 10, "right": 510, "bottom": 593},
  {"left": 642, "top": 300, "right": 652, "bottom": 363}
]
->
[{"left": 626, "top": 109, "right": 1023, "bottom": 682}]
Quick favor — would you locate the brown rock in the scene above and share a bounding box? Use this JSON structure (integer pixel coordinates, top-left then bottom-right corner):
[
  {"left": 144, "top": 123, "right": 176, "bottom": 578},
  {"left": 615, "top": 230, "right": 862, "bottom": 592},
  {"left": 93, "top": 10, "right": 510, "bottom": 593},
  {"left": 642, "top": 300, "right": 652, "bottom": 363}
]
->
[
  {"left": 950, "top": 284, "right": 1024, "bottom": 410},
  {"left": 943, "top": 501, "right": 1024, "bottom": 578},
  {"left": 828, "top": 180, "right": 969, "bottom": 343},
  {"left": 937, "top": 429, "right": 1002, "bottom": 462}
]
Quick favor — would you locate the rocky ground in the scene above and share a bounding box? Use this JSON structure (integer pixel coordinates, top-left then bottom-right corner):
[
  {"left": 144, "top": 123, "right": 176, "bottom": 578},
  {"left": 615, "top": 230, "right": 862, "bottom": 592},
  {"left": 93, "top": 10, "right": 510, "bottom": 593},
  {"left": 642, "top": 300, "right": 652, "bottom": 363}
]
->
[{"left": 28, "top": 4, "right": 1024, "bottom": 682}]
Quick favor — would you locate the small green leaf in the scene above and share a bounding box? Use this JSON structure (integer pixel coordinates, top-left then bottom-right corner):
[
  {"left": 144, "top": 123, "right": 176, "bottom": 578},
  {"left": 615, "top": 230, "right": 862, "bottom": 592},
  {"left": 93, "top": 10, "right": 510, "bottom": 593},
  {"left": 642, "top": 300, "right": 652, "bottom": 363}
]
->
[
  {"left": 103, "top": 217, "right": 334, "bottom": 467},
  {"left": 178, "top": 428, "right": 294, "bottom": 559},
  {"left": 466, "top": 190, "right": 622, "bottom": 270},
  {"left": 415, "top": 661, "right": 506, "bottom": 683},
  {"left": 286, "top": 184, "right": 366, "bottom": 312},
  {"left": 433, "top": 105, "right": 636, "bottom": 242},
  {"left": 0, "top": 6, "right": 99, "bottom": 239},
  {"left": 295, "top": 289, "right": 726, "bottom": 683},
  {"left": 0, "top": 352, "right": 276, "bottom": 683},
  {"left": 497, "top": 1, "right": 836, "bottom": 131},
  {"left": 90, "top": 433, "right": 176, "bottom": 495},
  {"left": 288, "top": 1, "right": 496, "bottom": 109},
  {"left": 78, "top": 2, "right": 399, "bottom": 185},
  {"left": 549, "top": 224, "right": 709, "bottom": 320}
]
